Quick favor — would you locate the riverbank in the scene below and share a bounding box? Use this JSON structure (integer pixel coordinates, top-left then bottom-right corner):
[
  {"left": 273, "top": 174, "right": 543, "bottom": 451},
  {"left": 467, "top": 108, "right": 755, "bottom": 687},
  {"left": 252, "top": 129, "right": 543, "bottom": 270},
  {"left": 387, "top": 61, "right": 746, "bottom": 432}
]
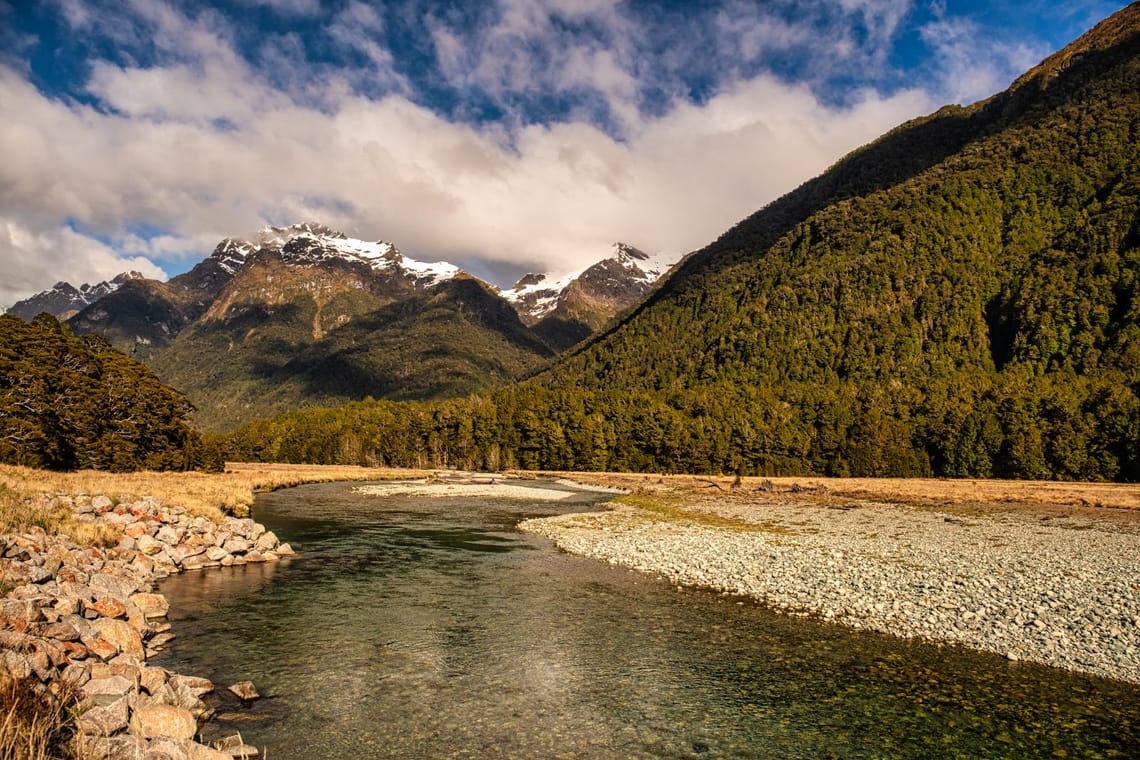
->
[
  {"left": 519, "top": 474, "right": 1140, "bottom": 685},
  {"left": 0, "top": 463, "right": 429, "bottom": 759},
  {"left": 1, "top": 491, "right": 294, "bottom": 758}
]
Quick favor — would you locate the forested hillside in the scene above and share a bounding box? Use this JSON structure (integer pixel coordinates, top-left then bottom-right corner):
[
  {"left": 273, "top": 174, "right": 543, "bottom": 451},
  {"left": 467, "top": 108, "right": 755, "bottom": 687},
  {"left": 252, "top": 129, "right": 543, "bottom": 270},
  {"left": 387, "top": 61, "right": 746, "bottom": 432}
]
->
[
  {"left": 153, "top": 276, "right": 554, "bottom": 430},
  {"left": 0, "top": 314, "right": 208, "bottom": 471},
  {"left": 224, "top": 4, "right": 1140, "bottom": 481}
]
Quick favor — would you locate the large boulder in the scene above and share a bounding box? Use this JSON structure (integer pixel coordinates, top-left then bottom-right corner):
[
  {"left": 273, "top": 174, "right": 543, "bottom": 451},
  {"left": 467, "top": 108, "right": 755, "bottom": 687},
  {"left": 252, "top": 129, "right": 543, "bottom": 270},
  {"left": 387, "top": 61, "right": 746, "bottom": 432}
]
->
[
  {"left": 89, "top": 573, "right": 137, "bottom": 602},
  {"left": 220, "top": 538, "right": 250, "bottom": 555},
  {"left": 130, "top": 592, "right": 170, "bottom": 619},
  {"left": 91, "top": 617, "right": 145, "bottom": 660},
  {"left": 76, "top": 697, "right": 130, "bottom": 738},
  {"left": 169, "top": 674, "right": 214, "bottom": 698},
  {"left": 136, "top": 535, "right": 163, "bottom": 555},
  {"left": 90, "top": 597, "right": 128, "bottom": 619},
  {"left": 130, "top": 703, "right": 198, "bottom": 740},
  {"left": 82, "top": 674, "right": 135, "bottom": 698}
]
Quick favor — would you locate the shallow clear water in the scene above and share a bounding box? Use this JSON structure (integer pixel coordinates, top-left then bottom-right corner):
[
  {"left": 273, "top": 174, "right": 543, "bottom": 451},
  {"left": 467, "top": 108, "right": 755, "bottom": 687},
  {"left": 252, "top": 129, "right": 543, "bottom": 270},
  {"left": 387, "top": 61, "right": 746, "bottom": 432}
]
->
[{"left": 153, "top": 481, "right": 1140, "bottom": 759}]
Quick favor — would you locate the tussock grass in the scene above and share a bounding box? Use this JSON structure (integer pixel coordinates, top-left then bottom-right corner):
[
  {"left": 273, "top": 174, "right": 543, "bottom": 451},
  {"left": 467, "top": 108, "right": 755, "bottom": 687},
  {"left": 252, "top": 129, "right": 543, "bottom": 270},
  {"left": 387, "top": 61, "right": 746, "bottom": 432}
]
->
[
  {"left": 613, "top": 491, "right": 797, "bottom": 534},
  {"left": 0, "top": 485, "right": 118, "bottom": 549},
  {"left": 539, "top": 471, "right": 1140, "bottom": 514},
  {"left": 0, "top": 463, "right": 429, "bottom": 522},
  {"left": 0, "top": 676, "right": 75, "bottom": 760}
]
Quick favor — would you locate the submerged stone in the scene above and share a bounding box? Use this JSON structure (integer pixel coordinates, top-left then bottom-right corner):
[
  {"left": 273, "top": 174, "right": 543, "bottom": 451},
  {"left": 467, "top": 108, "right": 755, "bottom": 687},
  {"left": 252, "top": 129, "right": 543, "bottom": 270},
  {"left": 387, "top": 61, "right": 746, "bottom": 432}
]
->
[{"left": 227, "top": 680, "right": 260, "bottom": 701}]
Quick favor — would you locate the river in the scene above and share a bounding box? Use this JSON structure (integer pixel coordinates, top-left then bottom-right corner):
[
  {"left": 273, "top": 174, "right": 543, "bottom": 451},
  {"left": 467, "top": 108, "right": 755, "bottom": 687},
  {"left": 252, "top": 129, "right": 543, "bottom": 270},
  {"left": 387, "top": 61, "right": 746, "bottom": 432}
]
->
[{"left": 152, "top": 480, "right": 1140, "bottom": 758}]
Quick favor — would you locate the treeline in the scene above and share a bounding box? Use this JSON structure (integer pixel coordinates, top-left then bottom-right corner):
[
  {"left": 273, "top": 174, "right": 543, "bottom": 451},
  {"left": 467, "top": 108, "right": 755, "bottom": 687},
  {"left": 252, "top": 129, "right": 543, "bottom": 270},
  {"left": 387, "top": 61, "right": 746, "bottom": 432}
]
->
[
  {"left": 0, "top": 314, "right": 214, "bottom": 471},
  {"left": 220, "top": 369, "right": 1140, "bottom": 480}
]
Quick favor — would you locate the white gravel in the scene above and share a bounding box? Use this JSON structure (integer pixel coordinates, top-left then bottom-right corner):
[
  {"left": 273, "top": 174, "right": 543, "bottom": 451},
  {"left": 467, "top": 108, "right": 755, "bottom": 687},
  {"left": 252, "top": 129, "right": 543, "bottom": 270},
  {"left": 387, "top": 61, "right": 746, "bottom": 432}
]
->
[
  {"left": 353, "top": 482, "right": 579, "bottom": 501},
  {"left": 521, "top": 497, "right": 1140, "bottom": 684}
]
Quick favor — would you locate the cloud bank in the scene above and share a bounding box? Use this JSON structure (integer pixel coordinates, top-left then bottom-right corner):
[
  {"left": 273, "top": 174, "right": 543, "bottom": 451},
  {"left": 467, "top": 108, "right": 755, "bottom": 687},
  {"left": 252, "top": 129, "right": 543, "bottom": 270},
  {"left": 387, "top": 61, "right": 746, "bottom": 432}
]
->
[{"left": 0, "top": 0, "right": 1112, "bottom": 305}]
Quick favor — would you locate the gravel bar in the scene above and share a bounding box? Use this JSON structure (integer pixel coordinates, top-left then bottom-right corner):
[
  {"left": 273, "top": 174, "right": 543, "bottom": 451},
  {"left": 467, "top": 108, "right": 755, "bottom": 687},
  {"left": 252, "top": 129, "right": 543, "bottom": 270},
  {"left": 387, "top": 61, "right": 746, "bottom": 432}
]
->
[{"left": 521, "top": 491, "right": 1140, "bottom": 685}]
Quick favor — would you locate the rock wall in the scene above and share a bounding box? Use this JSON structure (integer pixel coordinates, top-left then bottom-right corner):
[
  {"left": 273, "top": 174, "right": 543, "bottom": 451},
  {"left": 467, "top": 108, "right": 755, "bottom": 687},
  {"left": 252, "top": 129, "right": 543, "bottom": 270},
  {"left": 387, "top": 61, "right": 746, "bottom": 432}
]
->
[{"left": 0, "top": 493, "right": 288, "bottom": 759}]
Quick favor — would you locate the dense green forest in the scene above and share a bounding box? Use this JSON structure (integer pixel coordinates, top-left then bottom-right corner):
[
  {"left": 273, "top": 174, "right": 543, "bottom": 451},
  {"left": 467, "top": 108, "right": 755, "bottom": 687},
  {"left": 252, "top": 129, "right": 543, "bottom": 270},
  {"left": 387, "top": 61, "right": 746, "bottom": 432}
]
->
[{"left": 0, "top": 314, "right": 210, "bottom": 471}]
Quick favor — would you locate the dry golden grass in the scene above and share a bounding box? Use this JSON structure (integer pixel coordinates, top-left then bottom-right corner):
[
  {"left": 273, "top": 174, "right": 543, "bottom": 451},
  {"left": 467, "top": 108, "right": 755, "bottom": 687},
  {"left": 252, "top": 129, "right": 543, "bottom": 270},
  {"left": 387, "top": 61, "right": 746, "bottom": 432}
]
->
[
  {"left": 0, "top": 485, "right": 118, "bottom": 551},
  {"left": 752, "top": 476, "right": 1140, "bottom": 511},
  {"left": 0, "top": 676, "right": 75, "bottom": 760},
  {"left": 0, "top": 462, "right": 431, "bottom": 523},
  {"left": 530, "top": 471, "right": 1140, "bottom": 517}
]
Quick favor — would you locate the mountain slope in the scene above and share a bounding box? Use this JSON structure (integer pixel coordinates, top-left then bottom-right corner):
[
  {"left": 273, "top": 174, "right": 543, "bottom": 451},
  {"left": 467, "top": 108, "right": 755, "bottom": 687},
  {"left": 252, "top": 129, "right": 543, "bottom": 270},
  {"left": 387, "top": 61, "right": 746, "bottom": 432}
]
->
[
  {"left": 151, "top": 275, "right": 554, "bottom": 429},
  {"left": 224, "top": 3, "right": 1140, "bottom": 480},
  {"left": 136, "top": 224, "right": 561, "bottom": 430},
  {"left": 65, "top": 238, "right": 257, "bottom": 356},
  {"left": 53, "top": 223, "right": 679, "bottom": 430},
  {"left": 527, "top": 2, "right": 1140, "bottom": 478}
]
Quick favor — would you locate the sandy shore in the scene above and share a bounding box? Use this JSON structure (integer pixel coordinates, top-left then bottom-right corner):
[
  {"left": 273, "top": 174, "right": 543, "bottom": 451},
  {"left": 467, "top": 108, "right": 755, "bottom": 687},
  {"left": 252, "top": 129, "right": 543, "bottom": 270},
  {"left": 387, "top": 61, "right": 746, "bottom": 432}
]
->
[{"left": 519, "top": 476, "right": 1140, "bottom": 685}]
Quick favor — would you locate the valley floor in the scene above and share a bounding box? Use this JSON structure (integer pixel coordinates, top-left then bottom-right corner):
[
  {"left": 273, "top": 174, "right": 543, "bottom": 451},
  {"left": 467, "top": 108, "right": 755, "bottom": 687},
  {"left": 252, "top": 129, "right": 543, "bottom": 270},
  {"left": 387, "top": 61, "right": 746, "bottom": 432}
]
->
[{"left": 518, "top": 473, "right": 1140, "bottom": 685}]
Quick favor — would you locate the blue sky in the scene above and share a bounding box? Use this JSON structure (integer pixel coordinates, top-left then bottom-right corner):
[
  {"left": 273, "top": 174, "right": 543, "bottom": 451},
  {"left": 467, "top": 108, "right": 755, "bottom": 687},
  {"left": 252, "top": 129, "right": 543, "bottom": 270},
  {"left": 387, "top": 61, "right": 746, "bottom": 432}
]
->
[{"left": 0, "top": 0, "right": 1129, "bottom": 304}]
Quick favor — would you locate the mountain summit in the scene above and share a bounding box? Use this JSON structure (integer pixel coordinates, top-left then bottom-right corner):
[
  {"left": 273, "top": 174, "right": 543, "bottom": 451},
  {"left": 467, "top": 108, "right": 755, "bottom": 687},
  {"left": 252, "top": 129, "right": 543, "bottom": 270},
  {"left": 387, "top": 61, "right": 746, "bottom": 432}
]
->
[
  {"left": 6, "top": 272, "right": 145, "bottom": 321},
  {"left": 504, "top": 243, "right": 678, "bottom": 349},
  {"left": 211, "top": 222, "right": 460, "bottom": 286}
]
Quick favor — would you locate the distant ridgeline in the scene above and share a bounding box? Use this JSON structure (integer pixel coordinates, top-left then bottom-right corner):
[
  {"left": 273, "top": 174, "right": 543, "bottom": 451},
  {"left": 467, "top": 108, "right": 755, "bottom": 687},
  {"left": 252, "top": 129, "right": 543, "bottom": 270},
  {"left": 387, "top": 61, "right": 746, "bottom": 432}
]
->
[
  {"left": 220, "top": 5, "right": 1140, "bottom": 481},
  {"left": 4, "top": 222, "right": 675, "bottom": 432},
  {"left": 0, "top": 314, "right": 212, "bottom": 471}
]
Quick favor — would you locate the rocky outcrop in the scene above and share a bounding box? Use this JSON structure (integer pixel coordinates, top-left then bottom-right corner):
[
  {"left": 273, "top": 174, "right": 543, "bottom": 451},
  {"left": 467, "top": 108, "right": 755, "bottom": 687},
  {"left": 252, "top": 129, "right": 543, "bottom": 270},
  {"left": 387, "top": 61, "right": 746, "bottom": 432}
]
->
[{"left": 0, "top": 493, "right": 290, "bottom": 758}]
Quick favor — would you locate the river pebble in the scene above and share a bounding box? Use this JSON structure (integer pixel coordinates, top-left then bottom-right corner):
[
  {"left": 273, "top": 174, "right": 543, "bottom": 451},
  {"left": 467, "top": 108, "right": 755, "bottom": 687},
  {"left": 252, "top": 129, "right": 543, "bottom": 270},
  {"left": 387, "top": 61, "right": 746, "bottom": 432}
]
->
[{"left": 521, "top": 496, "right": 1140, "bottom": 685}]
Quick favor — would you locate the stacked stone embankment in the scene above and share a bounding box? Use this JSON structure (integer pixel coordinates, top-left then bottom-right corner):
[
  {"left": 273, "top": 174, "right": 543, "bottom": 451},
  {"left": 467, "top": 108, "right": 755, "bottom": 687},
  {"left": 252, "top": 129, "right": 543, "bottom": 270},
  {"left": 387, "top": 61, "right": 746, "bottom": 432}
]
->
[{"left": 0, "top": 493, "right": 289, "bottom": 759}]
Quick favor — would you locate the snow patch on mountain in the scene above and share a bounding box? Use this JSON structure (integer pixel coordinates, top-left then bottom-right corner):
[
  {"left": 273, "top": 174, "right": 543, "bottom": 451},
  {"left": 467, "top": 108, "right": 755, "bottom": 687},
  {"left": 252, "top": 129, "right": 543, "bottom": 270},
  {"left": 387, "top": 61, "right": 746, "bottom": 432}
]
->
[
  {"left": 502, "top": 242, "right": 678, "bottom": 323},
  {"left": 502, "top": 271, "right": 579, "bottom": 319},
  {"left": 5, "top": 272, "right": 145, "bottom": 320},
  {"left": 610, "top": 242, "right": 677, "bottom": 284},
  {"left": 213, "top": 222, "right": 460, "bottom": 286}
]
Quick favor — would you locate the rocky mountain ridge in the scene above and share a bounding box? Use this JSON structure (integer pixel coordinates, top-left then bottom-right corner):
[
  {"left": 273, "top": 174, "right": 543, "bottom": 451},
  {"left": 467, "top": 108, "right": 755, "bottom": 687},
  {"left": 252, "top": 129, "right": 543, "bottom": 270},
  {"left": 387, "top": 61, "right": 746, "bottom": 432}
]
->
[
  {"left": 6, "top": 272, "right": 145, "bottom": 322},
  {"left": 9, "top": 224, "right": 671, "bottom": 349},
  {"left": 223, "top": 2, "right": 1140, "bottom": 482},
  {"left": 505, "top": 243, "right": 680, "bottom": 350},
  {"left": 504, "top": 243, "right": 676, "bottom": 324},
  {"left": 8, "top": 223, "right": 673, "bottom": 430}
]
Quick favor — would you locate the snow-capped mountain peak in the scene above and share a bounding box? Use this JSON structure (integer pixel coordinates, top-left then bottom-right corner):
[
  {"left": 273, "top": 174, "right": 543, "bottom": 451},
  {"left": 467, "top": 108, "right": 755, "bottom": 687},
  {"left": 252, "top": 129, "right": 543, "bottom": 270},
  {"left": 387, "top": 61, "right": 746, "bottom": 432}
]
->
[
  {"left": 5, "top": 272, "right": 145, "bottom": 321},
  {"left": 211, "top": 222, "right": 460, "bottom": 287},
  {"left": 502, "top": 242, "right": 679, "bottom": 327},
  {"left": 610, "top": 242, "right": 677, "bottom": 283}
]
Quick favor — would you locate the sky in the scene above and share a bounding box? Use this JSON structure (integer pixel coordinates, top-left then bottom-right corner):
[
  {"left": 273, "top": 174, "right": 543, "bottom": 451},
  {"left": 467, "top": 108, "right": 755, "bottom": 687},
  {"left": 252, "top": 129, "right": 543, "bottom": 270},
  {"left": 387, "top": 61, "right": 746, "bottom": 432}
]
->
[{"left": 0, "top": 0, "right": 1129, "bottom": 306}]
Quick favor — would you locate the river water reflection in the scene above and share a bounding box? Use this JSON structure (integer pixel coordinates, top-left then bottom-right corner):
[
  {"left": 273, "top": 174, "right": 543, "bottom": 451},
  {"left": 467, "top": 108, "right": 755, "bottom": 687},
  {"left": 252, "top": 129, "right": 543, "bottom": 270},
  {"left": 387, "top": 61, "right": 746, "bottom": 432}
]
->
[{"left": 153, "top": 481, "right": 1140, "bottom": 758}]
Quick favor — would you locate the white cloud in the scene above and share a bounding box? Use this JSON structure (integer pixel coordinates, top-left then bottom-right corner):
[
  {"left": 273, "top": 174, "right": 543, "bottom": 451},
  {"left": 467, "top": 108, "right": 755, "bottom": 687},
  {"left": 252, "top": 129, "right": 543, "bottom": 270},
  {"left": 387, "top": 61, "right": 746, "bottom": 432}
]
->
[
  {"left": 426, "top": 0, "right": 644, "bottom": 132},
  {"left": 233, "top": 0, "right": 321, "bottom": 16},
  {"left": 838, "top": 0, "right": 913, "bottom": 43},
  {"left": 920, "top": 14, "right": 1048, "bottom": 105},
  {"left": 714, "top": 5, "right": 815, "bottom": 62},
  {"left": 324, "top": 1, "right": 411, "bottom": 96},
  {"left": 0, "top": 219, "right": 166, "bottom": 309},
  {"left": 0, "top": 54, "right": 933, "bottom": 294},
  {"left": 2, "top": 0, "right": 952, "bottom": 302}
]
